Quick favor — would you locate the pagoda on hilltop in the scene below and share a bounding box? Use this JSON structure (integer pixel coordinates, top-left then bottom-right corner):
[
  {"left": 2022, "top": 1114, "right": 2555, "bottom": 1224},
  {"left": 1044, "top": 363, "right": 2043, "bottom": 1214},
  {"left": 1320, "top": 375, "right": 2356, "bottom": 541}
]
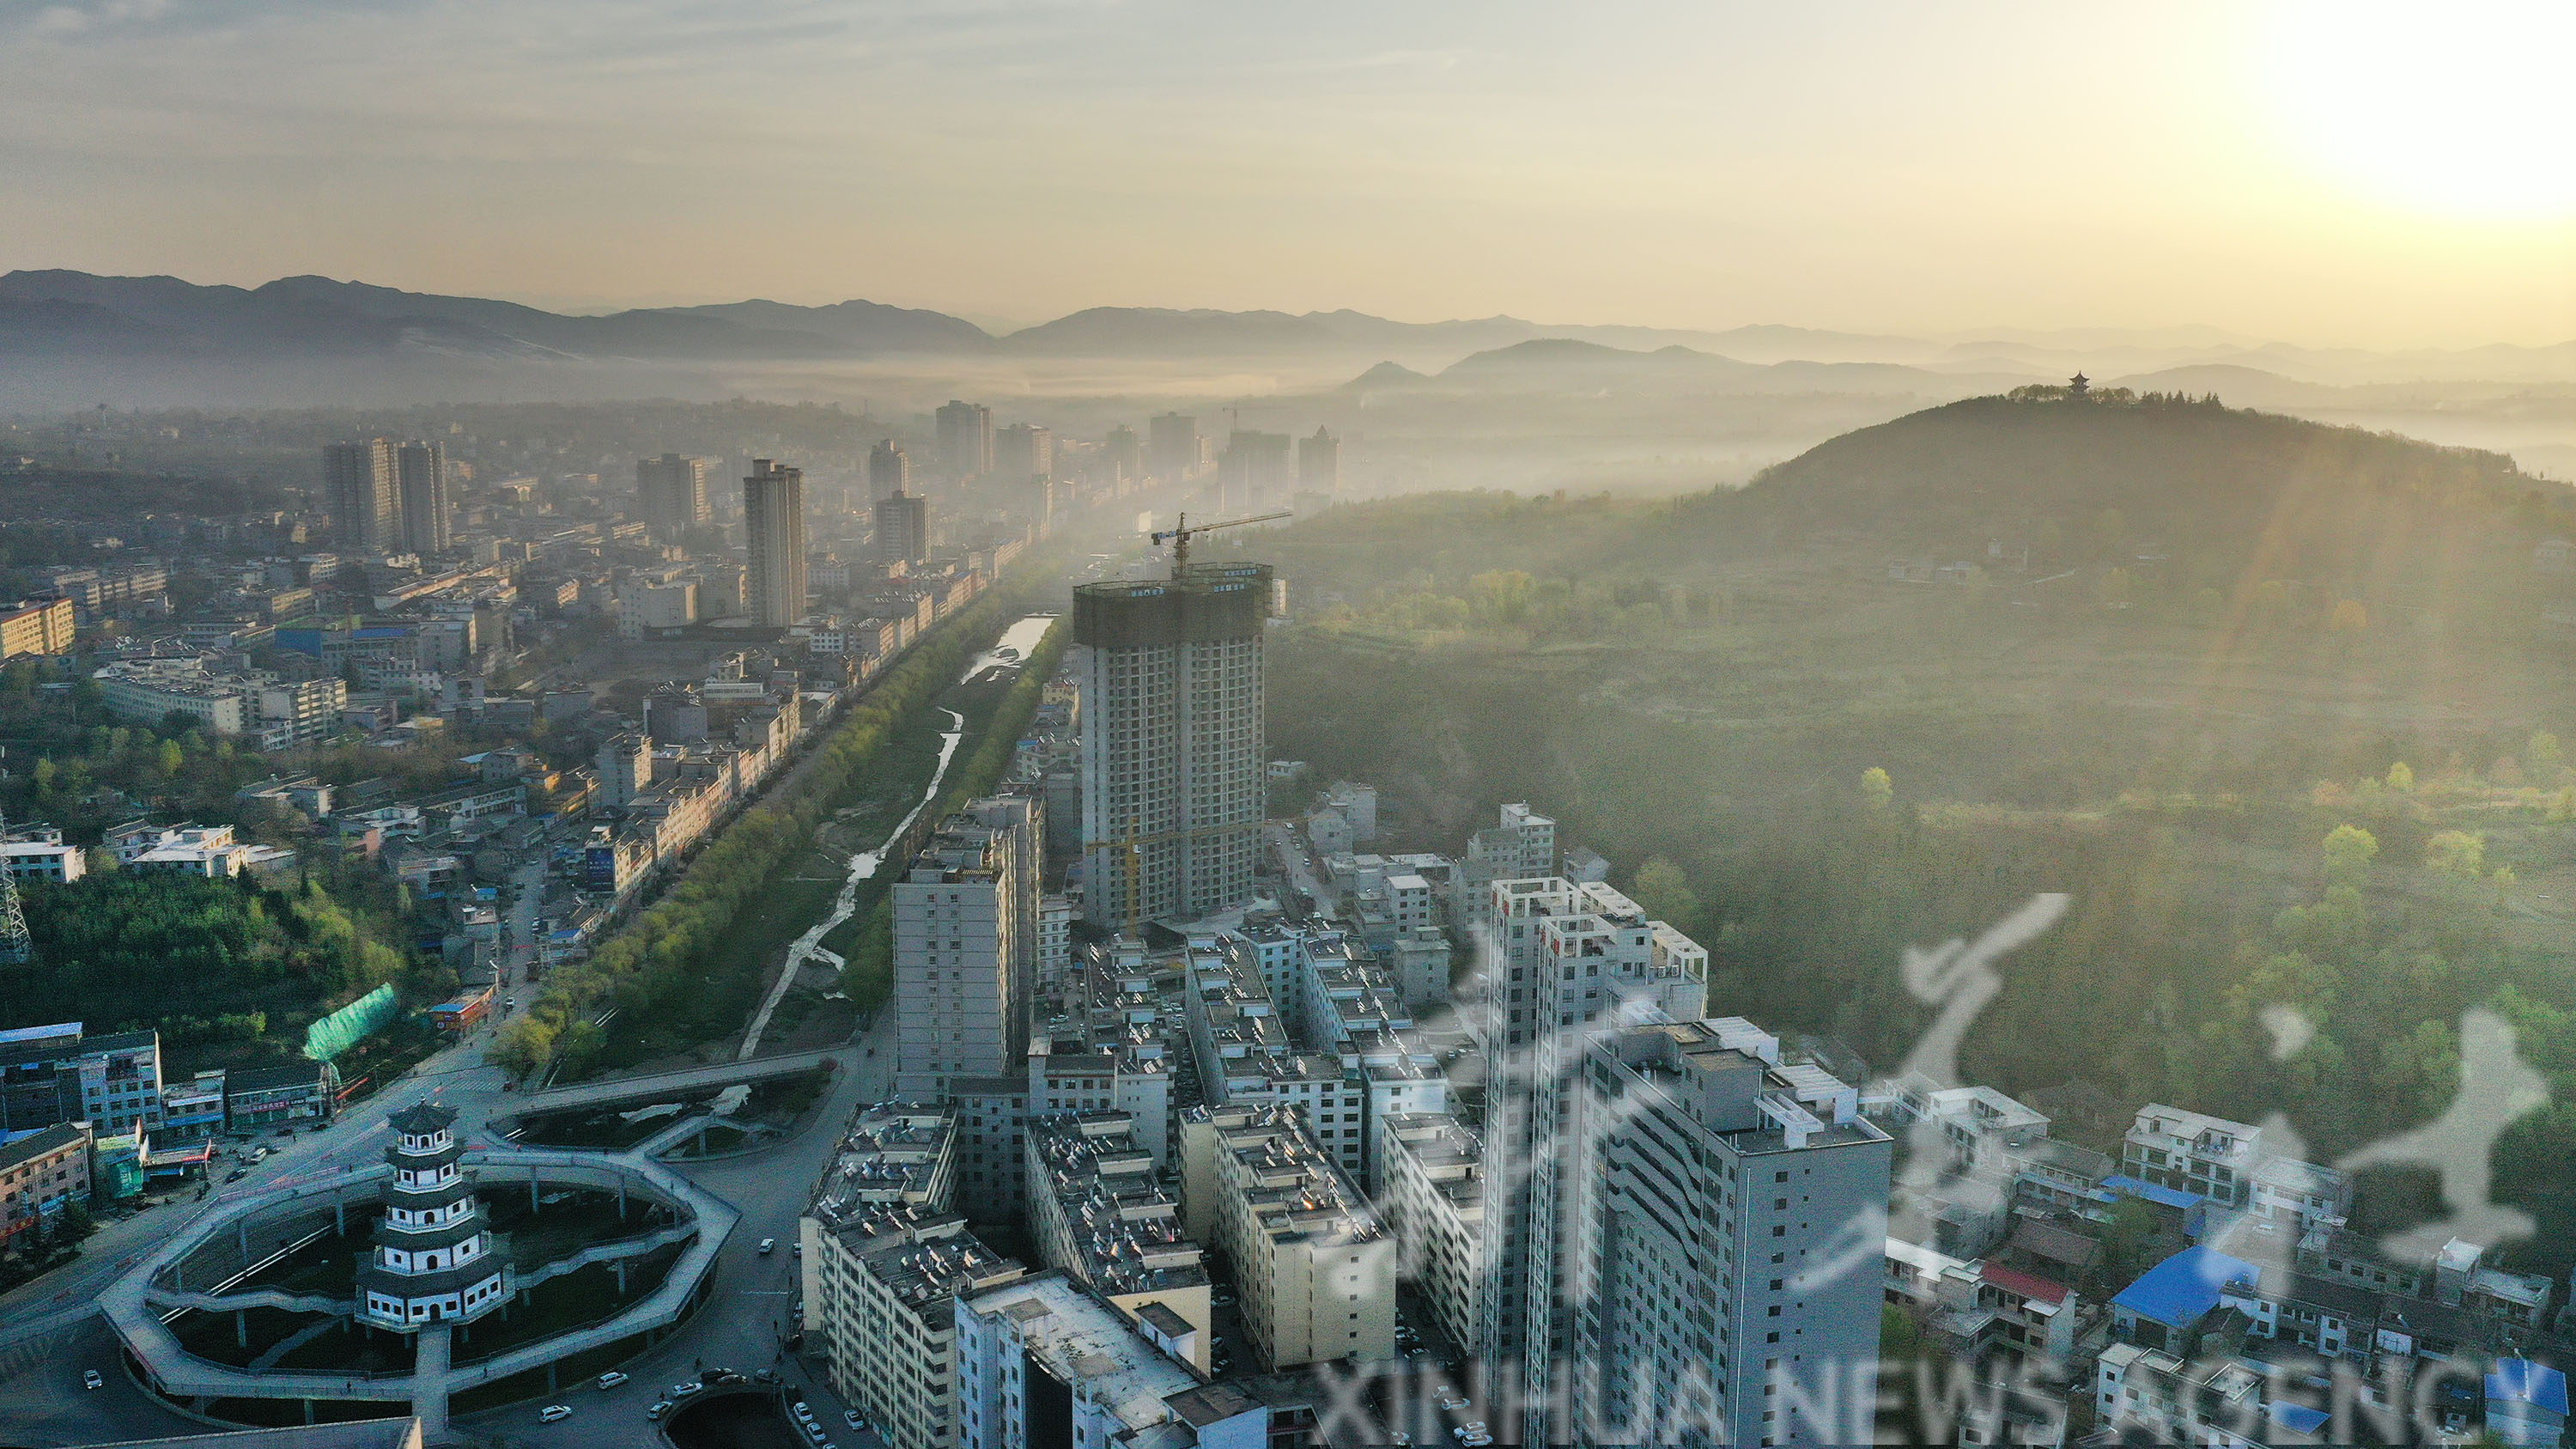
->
[{"left": 355, "top": 1101, "right": 507, "bottom": 1330}]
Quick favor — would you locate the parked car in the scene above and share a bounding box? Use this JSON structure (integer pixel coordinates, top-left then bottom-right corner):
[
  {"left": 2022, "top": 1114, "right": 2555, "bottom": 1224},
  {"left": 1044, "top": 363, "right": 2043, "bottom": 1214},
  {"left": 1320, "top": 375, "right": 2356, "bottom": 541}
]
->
[
  {"left": 82, "top": 1370, "right": 103, "bottom": 1390},
  {"left": 669, "top": 1381, "right": 703, "bottom": 1398},
  {"left": 758, "top": 1237, "right": 777, "bottom": 1255},
  {"left": 844, "top": 1410, "right": 868, "bottom": 1430},
  {"left": 645, "top": 1400, "right": 674, "bottom": 1420},
  {"left": 1437, "top": 1392, "right": 1470, "bottom": 1412},
  {"left": 596, "top": 1371, "right": 628, "bottom": 1390},
  {"left": 804, "top": 1424, "right": 829, "bottom": 1445},
  {"left": 224, "top": 1168, "right": 246, "bottom": 1183},
  {"left": 538, "top": 1405, "right": 572, "bottom": 1423},
  {"left": 755, "top": 1368, "right": 781, "bottom": 1385}
]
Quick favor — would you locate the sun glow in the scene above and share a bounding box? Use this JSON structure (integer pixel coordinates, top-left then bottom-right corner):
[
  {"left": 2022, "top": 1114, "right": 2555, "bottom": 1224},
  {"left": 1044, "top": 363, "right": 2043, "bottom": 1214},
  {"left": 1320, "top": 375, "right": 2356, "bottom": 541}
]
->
[{"left": 2264, "top": 0, "right": 2576, "bottom": 220}]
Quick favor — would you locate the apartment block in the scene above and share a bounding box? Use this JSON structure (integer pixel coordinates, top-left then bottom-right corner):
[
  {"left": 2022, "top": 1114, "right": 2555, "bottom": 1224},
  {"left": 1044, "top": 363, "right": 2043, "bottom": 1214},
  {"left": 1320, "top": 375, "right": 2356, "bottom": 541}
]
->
[
  {"left": 1477, "top": 876, "right": 1707, "bottom": 1413},
  {"left": 895, "top": 797, "right": 1039, "bottom": 1096},
  {"left": 1023, "top": 1111, "right": 1212, "bottom": 1370},
  {"left": 1564, "top": 1019, "right": 1894, "bottom": 1449},
  {"left": 811, "top": 1101, "right": 958, "bottom": 1215},
  {"left": 0, "top": 595, "right": 74, "bottom": 660},
  {"left": 799, "top": 1203, "right": 1027, "bottom": 1449},
  {"left": 0, "top": 1022, "right": 164, "bottom": 1133},
  {"left": 956, "top": 1270, "right": 1207, "bottom": 1449},
  {"left": 1177, "top": 1103, "right": 1396, "bottom": 1370},
  {"left": 1073, "top": 564, "right": 1271, "bottom": 927},
  {"left": 1376, "top": 1110, "right": 1488, "bottom": 1355}
]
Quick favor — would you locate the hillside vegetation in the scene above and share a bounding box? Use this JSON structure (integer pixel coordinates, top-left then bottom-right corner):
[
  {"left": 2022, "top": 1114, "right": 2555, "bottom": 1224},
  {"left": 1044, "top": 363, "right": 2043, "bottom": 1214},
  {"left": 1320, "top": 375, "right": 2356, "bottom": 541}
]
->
[{"left": 1249, "top": 392, "right": 2576, "bottom": 1275}]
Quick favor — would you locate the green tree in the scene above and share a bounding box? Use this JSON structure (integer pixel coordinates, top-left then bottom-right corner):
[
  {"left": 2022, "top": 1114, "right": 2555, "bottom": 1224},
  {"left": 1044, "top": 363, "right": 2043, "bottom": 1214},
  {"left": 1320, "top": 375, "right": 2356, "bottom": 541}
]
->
[
  {"left": 2422, "top": 830, "right": 2484, "bottom": 880},
  {"left": 2386, "top": 761, "right": 2415, "bottom": 790},
  {"left": 2099, "top": 1198, "right": 2161, "bottom": 1282},
  {"left": 1862, "top": 767, "right": 1894, "bottom": 812},
  {"left": 2321, "top": 824, "right": 2379, "bottom": 886},
  {"left": 1631, "top": 856, "right": 1702, "bottom": 929}
]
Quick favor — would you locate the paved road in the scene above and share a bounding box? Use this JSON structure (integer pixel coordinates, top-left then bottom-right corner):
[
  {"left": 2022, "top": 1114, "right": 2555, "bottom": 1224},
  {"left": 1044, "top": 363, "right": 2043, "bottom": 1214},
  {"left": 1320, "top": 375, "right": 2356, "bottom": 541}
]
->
[
  {"left": 1268, "top": 822, "right": 1337, "bottom": 916},
  {"left": 453, "top": 1012, "right": 893, "bottom": 1449}
]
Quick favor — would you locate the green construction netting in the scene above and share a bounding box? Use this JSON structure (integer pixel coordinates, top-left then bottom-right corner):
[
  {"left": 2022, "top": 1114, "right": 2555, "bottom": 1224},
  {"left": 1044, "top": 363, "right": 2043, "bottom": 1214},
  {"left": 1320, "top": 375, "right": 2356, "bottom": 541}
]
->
[{"left": 303, "top": 983, "right": 398, "bottom": 1062}]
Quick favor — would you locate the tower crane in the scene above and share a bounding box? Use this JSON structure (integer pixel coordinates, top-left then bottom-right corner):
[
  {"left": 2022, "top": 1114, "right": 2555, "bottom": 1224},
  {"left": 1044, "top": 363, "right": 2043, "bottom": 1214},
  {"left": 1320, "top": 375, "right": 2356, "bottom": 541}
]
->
[{"left": 1149, "top": 510, "right": 1290, "bottom": 576}]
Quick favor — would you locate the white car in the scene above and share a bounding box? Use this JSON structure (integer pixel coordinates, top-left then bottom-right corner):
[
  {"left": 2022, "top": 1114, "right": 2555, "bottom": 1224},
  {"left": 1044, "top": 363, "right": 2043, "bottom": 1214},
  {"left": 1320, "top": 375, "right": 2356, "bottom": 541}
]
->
[
  {"left": 1438, "top": 1393, "right": 1470, "bottom": 1412},
  {"left": 538, "top": 1404, "right": 572, "bottom": 1423},
  {"left": 844, "top": 1409, "right": 868, "bottom": 1430},
  {"left": 82, "top": 1370, "right": 103, "bottom": 1390},
  {"left": 758, "top": 1237, "right": 777, "bottom": 1255},
  {"left": 804, "top": 1423, "right": 829, "bottom": 1444},
  {"left": 793, "top": 1402, "right": 814, "bottom": 1422},
  {"left": 670, "top": 1380, "right": 704, "bottom": 1398},
  {"left": 596, "top": 1371, "right": 628, "bottom": 1389}
]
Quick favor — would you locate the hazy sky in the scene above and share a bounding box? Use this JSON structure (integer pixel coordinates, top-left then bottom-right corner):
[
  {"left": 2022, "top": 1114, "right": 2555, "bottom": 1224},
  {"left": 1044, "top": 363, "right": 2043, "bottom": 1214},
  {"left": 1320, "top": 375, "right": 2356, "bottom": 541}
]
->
[{"left": 5, "top": 0, "right": 2571, "bottom": 346}]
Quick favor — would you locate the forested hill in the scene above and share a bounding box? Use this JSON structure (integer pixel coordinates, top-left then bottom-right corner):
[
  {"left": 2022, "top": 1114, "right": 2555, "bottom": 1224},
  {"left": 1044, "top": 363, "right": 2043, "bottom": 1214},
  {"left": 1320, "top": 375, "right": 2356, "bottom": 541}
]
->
[{"left": 1679, "top": 390, "right": 2563, "bottom": 594}]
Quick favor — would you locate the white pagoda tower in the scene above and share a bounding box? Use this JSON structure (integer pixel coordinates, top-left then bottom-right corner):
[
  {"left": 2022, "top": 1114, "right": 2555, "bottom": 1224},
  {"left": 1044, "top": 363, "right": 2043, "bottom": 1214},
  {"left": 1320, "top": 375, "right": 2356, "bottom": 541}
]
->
[{"left": 356, "top": 1101, "right": 506, "bottom": 1329}]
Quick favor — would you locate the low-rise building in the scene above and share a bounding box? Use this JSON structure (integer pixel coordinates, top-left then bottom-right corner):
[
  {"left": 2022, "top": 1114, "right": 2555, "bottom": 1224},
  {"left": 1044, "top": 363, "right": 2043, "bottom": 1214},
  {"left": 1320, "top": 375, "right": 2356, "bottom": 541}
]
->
[
  {"left": 0, "top": 824, "right": 86, "bottom": 886},
  {"left": 0, "top": 1022, "right": 163, "bottom": 1132},
  {"left": 0, "top": 1121, "right": 93, "bottom": 1245},
  {"left": 223, "top": 1060, "right": 337, "bottom": 1132},
  {"left": 96, "top": 658, "right": 246, "bottom": 734}
]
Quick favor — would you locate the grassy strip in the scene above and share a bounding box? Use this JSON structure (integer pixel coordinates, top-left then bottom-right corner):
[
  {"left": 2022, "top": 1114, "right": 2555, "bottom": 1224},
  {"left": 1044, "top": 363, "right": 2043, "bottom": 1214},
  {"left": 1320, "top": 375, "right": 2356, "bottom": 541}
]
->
[
  {"left": 495, "top": 568, "right": 1054, "bottom": 1081},
  {"left": 836, "top": 616, "right": 1070, "bottom": 1014}
]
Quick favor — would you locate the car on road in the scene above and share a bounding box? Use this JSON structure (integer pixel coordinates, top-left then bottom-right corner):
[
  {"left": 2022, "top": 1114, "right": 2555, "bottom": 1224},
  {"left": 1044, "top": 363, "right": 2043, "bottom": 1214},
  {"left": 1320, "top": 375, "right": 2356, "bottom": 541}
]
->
[
  {"left": 82, "top": 1370, "right": 103, "bottom": 1390},
  {"left": 755, "top": 1368, "right": 781, "bottom": 1385},
  {"left": 669, "top": 1381, "right": 703, "bottom": 1398},
  {"left": 1437, "top": 1393, "right": 1471, "bottom": 1412},
  {"left": 844, "top": 1409, "right": 868, "bottom": 1430},
  {"left": 793, "top": 1402, "right": 813, "bottom": 1422},
  {"left": 645, "top": 1401, "right": 674, "bottom": 1420},
  {"left": 596, "top": 1371, "right": 628, "bottom": 1390},
  {"left": 758, "top": 1237, "right": 777, "bottom": 1254},
  {"left": 1210, "top": 1288, "right": 1236, "bottom": 1306},
  {"left": 802, "top": 1424, "right": 829, "bottom": 1445},
  {"left": 224, "top": 1168, "right": 246, "bottom": 1182},
  {"left": 538, "top": 1405, "right": 572, "bottom": 1423}
]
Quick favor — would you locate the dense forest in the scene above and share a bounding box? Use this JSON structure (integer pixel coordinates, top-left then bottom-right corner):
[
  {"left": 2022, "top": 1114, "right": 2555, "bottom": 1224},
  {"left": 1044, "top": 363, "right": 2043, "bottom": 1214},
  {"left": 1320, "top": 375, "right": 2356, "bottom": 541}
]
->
[
  {"left": 7, "top": 872, "right": 417, "bottom": 1063},
  {"left": 1256, "top": 393, "right": 2576, "bottom": 1278}
]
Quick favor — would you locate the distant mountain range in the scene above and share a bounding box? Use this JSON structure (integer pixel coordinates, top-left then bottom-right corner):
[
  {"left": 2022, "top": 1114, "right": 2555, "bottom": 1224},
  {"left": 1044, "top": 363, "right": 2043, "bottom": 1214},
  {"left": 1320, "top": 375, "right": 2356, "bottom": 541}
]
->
[{"left": 3, "top": 269, "right": 2573, "bottom": 392}]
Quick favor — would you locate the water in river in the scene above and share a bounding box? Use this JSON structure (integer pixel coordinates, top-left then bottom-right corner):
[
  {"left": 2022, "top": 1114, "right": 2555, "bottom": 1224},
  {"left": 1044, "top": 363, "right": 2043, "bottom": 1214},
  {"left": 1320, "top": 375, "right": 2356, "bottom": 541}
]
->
[{"left": 736, "top": 615, "right": 1054, "bottom": 1056}]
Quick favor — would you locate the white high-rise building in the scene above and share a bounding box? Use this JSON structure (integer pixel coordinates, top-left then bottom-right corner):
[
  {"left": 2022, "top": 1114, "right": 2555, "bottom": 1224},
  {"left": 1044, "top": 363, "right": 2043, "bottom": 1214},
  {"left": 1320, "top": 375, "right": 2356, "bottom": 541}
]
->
[
  {"left": 395, "top": 441, "right": 449, "bottom": 556},
  {"left": 1072, "top": 563, "right": 1271, "bottom": 928},
  {"left": 994, "top": 422, "right": 1054, "bottom": 481},
  {"left": 1564, "top": 1019, "right": 1893, "bottom": 1449},
  {"left": 894, "top": 796, "right": 1039, "bottom": 1096},
  {"left": 636, "top": 453, "right": 713, "bottom": 534},
  {"left": 1474, "top": 876, "right": 1707, "bottom": 1436},
  {"left": 743, "top": 458, "right": 808, "bottom": 628},
  {"left": 936, "top": 399, "right": 994, "bottom": 479},
  {"left": 1456, "top": 803, "right": 1557, "bottom": 940},
  {"left": 324, "top": 440, "right": 399, "bottom": 555}
]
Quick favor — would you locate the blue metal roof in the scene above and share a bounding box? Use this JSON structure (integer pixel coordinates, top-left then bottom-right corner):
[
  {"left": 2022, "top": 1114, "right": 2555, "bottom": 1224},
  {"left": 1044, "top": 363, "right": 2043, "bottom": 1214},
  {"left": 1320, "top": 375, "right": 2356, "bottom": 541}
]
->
[
  {"left": 2488, "top": 1361, "right": 2570, "bottom": 1416},
  {"left": 2267, "top": 1402, "right": 2330, "bottom": 1434},
  {"left": 2111, "top": 1245, "right": 2261, "bottom": 1329},
  {"left": 2104, "top": 1173, "right": 2202, "bottom": 1210}
]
